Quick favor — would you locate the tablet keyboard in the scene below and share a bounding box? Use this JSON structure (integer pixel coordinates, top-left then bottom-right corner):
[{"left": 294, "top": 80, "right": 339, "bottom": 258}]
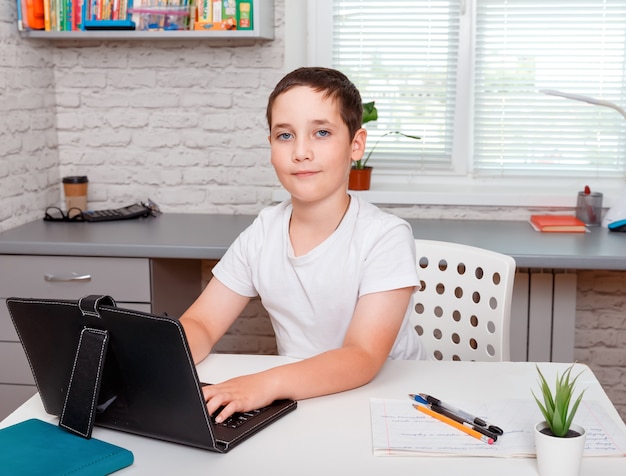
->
[{"left": 214, "top": 408, "right": 264, "bottom": 429}]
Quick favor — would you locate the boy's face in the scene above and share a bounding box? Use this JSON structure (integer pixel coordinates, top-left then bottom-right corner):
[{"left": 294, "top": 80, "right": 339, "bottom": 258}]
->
[{"left": 268, "top": 86, "right": 366, "bottom": 204}]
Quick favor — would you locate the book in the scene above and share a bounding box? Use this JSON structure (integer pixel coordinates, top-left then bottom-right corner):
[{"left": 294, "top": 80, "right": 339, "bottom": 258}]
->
[
  {"left": 0, "top": 418, "right": 133, "bottom": 475},
  {"left": 24, "top": 0, "right": 46, "bottom": 30},
  {"left": 43, "top": 0, "right": 50, "bottom": 30},
  {"left": 529, "top": 214, "right": 587, "bottom": 233},
  {"left": 17, "top": 0, "right": 24, "bottom": 30},
  {"left": 370, "top": 398, "right": 626, "bottom": 457}
]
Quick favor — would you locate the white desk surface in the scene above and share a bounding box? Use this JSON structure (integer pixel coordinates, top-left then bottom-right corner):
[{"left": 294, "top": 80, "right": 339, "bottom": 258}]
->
[{"left": 2, "top": 355, "right": 625, "bottom": 476}]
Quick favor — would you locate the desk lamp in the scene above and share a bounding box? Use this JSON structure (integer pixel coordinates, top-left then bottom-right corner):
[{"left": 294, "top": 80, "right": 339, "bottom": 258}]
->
[{"left": 540, "top": 89, "right": 626, "bottom": 229}]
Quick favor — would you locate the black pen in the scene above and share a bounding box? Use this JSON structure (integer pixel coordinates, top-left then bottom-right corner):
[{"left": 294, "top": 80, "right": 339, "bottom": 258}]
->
[
  {"left": 429, "top": 405, "right": 499, "bottom": 441},
  {"left": 409, "top": 393, "right": 503, "bottom": 437}
]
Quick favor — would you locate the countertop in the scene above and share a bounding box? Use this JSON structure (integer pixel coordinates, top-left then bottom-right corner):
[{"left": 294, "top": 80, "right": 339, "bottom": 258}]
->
[{"left": 0, "top": 214, "right": 625, "bottom": 269}]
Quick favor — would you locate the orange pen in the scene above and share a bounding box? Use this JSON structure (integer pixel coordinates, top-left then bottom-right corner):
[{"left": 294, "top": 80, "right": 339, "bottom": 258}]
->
[{"left": 413, "top": 404, "right": 494, "bottom": 445}]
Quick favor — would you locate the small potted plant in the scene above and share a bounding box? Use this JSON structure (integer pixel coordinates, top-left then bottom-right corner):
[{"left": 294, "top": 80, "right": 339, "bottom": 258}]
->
[
  {"left": 349, "top": 101, "right": 421, "bottom": 191},
  {"left": 532, "top": 363, "right": 586, "bottom": 476}
]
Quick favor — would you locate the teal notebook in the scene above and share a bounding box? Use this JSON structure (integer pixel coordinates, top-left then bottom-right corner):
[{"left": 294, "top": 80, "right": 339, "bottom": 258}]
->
[{"left": 0, "top": 419, "right": 134, "bottom": 475}]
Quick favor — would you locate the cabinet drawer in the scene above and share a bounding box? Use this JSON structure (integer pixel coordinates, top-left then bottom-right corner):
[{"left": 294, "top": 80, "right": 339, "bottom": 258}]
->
[
  {"left": 0, "top": 255, "right": 150, "bottom": 302},
  {"left": 0, "top": 299, "right": 18, "bottom": 341},
  {"left": 0, "top": 384, "right": 37, "bottom": 421},
  {"left": 0, "top": 342, "right": 34, "bottom": 385}
]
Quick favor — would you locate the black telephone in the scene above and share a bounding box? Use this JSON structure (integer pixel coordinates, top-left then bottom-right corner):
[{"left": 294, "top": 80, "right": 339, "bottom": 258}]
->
[
  {"left": 44, "top": 200, "right": 160, "bottom": 223},
  {"left": 81, "top": 203, "right": 153, "bottom": 222}
]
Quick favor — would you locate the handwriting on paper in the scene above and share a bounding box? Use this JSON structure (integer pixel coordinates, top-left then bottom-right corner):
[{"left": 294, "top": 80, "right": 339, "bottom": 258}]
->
[{"left": 370, "top": 398, "right": 626, "bottom": 457}]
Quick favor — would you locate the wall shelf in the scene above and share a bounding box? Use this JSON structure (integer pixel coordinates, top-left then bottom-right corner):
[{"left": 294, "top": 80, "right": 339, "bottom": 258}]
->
[{"left": 18, "top": 0, "right": 273, "bottom": 41}]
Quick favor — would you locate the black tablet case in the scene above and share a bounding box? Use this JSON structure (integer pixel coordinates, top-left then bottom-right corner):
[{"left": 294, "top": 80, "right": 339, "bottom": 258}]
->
[{"left": 6, "top": 295, "right": 296, "bottom": 453}]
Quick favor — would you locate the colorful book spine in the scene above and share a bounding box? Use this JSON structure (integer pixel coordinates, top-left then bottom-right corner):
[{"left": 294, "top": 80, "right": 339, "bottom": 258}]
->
[
  {"left": 237, "top": 0, "right": 251, "bottom": 30},
  {"left": 49, "top": 0, "right": 56, "bottom": 30},
  {"left": 16, "top": 0, "right": 24, "bottom": 30},
  {"left": 80, "top": 0, "right": 87, "bottom": 28},
  {"left": 21, "top": 0, "right": 46, "bottom": 29},
  {"left": 43, "top": 0, "right": 50, "bottom": 30},
  {"left": 58, "top": 0, "right": 64, "bottom": 29},
  {"left": 67, "top": 0, "right": 73, "bottom": 30}
]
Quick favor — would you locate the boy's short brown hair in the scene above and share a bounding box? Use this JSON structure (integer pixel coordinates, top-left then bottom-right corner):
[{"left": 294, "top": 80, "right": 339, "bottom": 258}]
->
[{"left": 266, "top": 67, "right": 363, "bottom": 140}]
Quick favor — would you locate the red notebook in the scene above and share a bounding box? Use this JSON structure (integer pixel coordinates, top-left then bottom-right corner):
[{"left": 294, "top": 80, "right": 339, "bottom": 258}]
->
[{"left": 529, "top": 215, "right": 587, "bottom": 233}]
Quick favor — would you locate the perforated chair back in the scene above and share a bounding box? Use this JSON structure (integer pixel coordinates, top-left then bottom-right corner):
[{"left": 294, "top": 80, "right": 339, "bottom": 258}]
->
[{"left": 411, "top": 239, "right": 516, "bottom": 361}]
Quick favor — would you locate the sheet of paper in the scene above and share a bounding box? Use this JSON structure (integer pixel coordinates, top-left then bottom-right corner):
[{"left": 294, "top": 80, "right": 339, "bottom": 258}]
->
[{"left": 370, "top": 398, "right": 626, "bottom": 457}]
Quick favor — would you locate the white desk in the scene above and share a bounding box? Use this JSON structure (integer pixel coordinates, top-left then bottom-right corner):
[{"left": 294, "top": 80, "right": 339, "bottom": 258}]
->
[{"left": 2, "top": 355, "right": 625, "bottom": 476}]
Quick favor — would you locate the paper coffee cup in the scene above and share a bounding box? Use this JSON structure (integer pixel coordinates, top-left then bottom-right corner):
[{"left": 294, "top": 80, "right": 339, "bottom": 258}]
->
[{"left": 62, "top": 176, "right": 88, "bottom": 216}]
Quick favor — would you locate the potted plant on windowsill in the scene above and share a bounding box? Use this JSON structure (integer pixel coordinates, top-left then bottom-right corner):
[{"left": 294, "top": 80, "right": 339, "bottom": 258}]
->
[
  {"left": 532, "top": 363, "right": 586, "bottom": 476},
  {"left": 348, "top": 101, "right": 421, "bottom": 191}
]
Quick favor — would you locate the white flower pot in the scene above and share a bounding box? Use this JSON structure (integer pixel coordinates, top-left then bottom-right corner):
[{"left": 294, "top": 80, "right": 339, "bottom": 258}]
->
[{"left": 534, "top": 421, "right": 586, "bottom": 476}]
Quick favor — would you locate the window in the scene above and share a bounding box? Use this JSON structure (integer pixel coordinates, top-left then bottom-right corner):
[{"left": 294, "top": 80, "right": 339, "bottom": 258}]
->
[{"left": 308, "top": 0, "right": 626, "bottom": 190}]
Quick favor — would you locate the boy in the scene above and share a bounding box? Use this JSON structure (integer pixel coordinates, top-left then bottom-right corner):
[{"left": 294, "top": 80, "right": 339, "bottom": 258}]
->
[{"left": 180, "top": 67, "right": 424, "bottom": 423}]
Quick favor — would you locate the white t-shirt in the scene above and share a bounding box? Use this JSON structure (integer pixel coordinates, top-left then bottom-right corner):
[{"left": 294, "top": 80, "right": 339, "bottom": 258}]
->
[{"left": 213, "top": 194, "right": 425, "bottom": 360}]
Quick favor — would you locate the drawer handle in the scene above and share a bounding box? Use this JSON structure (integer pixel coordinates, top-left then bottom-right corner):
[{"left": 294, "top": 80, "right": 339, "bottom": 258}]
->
[{"left": 44, "top": 273, "right": 92, "bottom": 283}]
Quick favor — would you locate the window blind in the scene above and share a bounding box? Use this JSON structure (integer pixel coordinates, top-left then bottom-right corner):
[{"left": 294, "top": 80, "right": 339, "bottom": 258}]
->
[
  {"left": 331, "top": 0, "right": 461, "bottom": 170},
  {"left": 474, "top": 0, "right": 626, "bottom": 177},
  {"left": 329, "top": 0, "right": 626, "bottom": 178}
]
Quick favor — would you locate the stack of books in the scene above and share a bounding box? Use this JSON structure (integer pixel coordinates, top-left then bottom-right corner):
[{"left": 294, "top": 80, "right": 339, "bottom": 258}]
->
[{"left": 529, "top": 215, "right": 587, "bottom": 233}]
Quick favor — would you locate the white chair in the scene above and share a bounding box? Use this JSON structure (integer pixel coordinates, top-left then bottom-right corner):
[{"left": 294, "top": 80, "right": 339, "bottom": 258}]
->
[{"left": 411, "top": 239, "right": 516, "bottom": 361}]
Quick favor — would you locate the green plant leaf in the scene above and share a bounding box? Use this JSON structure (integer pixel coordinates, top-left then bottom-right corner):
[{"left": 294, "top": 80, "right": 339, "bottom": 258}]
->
[
  {"left": 552, "top": 406, "right": 566, "bottom": 436},
  {"left": 564, "top": 391, "right": 585, "bottom": 431},
  {"left": 362, "top": 101, "right": 378, "bottom": 124},
  {"left": 531, "top": 391, "right": 550, "bottom": 423},
  {"left": 536, "top": 365, "right": 555, "bottom": 413}
]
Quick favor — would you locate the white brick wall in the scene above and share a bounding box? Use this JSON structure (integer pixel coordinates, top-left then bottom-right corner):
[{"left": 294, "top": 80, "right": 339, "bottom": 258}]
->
[
  {"left": 1, "top": 0, "right": 624, "bottom": 422},
  {"left": 47, "top": 30, "right": 288, "bottom": 213},
  {"left": 576, "top": 270, "right": 626, "bottom": 420},
  {"left": 0, "top": 1, "right": 59, "bottom": 230}
]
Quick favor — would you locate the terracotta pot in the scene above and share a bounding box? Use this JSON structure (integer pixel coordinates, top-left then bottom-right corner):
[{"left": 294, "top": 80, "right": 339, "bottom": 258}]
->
[
  {"left": 534, "top": 421, "right": 586, "bottom": 476},
  {"left": 348, "top": 167, "right": 373, "bottom": 191}
]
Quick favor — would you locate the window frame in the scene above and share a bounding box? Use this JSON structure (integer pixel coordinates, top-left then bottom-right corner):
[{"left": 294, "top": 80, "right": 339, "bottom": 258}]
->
[{"left": 282, "top": 0, "right": 626, "bottom": 207}]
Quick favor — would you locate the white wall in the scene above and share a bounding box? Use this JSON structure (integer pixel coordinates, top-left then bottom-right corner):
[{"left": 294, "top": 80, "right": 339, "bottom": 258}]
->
[{"left": 0, "top": 0, "right": 59, "bottom": 233}]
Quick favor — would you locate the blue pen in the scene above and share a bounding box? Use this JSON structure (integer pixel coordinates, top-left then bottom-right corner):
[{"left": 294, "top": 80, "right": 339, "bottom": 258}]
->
[{"left": 409, "top": 393, "right": 429, "bottom": 405}]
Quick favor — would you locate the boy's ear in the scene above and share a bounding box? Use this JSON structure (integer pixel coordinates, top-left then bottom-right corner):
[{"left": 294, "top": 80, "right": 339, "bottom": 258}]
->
[{"left": 351, "top": 128, "right": 367, "bottom": 160}]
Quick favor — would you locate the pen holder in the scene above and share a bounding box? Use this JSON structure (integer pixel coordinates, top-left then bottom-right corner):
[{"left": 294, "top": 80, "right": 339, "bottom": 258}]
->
[{"left": 575, "top": 191, "right": 602, "bottom": 226}]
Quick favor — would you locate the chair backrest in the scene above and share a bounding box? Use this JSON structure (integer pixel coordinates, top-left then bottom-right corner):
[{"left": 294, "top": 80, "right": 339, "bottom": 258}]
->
[{"left": 411, "top": 239, "right": 516, "bottom": 361}]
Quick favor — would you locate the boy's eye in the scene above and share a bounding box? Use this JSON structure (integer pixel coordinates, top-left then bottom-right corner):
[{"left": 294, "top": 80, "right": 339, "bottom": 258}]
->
[
  {"left": 316, "top": 130, "right": 330, "bottom": 137},
  {"left": 277, "top": 132, "right": 293, "bottom": 140}
]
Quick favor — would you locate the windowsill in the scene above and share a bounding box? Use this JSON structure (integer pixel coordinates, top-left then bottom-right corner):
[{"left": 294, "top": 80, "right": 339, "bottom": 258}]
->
[{"left": 271, "top": 178, "right": 626, "bottom": 208}]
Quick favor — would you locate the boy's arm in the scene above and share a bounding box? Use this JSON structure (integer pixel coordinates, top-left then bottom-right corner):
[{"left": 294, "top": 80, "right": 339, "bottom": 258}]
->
[
  {"left": 180, "top": 277, "right": 251, "bottom": 364},
  {"left": 202, "top": 286, "right": 414, "bottom": 422}
]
